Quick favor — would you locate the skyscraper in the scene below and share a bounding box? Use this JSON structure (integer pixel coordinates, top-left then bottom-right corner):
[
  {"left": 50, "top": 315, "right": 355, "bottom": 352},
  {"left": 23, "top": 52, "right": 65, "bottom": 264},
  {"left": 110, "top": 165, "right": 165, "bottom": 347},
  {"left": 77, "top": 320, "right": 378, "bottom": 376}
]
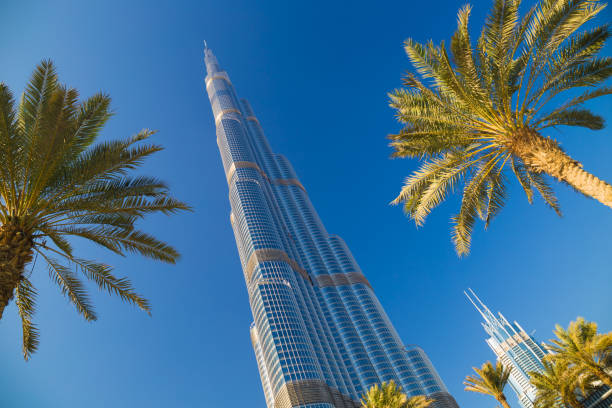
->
[
  {"left": 465, "top": 289, "right": 612, "bottom": 408},
  {"left": 205, "top": 45, "right": 459, "bottom": 408},
  {"left": 465, "top": 289, "right": 544, "bottom": 408}
]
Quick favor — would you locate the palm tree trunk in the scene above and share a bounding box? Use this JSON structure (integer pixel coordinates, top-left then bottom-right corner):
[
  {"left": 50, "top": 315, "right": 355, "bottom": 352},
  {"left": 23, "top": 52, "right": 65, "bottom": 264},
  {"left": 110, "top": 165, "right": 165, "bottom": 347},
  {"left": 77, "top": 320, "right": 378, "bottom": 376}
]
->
[
  {"left": 496, "top": 395, "right": 511, "bottom": 408},
  {"left": 510, "top": 128, "right": 612, "bottom": 208},
  {"left": 0, "top": 223, "right": 34, "bottom": 319}
]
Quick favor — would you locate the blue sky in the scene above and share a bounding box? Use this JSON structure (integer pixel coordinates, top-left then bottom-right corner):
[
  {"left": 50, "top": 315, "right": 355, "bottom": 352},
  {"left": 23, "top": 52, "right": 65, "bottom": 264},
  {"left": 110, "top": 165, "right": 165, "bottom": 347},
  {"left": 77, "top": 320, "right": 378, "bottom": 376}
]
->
[{"left": 1, "top": 0, "right": 611, "bottom": 407}]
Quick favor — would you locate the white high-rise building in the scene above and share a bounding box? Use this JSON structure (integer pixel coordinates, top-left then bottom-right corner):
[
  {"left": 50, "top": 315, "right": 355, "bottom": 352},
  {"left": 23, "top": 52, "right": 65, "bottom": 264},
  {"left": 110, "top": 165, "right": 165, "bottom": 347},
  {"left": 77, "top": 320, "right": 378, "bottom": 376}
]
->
[
  {"left": 466, "top": 289, "right": 612, "bottom": 408},
  {"left": 205, "top": 43, "right": 460, "bottom": 408},
  {"left": 466, "top": 289, "right": 545, "bottom": 408}
]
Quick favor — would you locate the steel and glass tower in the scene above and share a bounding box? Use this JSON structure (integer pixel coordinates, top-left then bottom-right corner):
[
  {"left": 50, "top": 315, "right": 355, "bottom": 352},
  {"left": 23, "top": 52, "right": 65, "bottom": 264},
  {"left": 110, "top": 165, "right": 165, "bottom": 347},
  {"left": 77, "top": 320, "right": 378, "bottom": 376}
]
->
[
  {"left": 205, "top": 45, "right": 459, "bottom": 408},
  {"left": 465, "top": 289, "right": 612, "bottom": 408},
  {"left": 465, "top": 289, "right": 544, "bottom": 408}
]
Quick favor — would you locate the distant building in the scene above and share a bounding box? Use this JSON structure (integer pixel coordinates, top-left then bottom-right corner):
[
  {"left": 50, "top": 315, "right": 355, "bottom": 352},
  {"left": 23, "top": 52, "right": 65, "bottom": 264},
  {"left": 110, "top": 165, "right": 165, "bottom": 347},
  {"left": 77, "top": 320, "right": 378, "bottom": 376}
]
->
[
  {"left": 584, "top": 387, "right": 612, "bottom": 408},
  {"left": 465, "top": 289, "right": 612, "bottom": 408},
  {"left": 465, "top": 289, "right": 544, "bottom": 407},
  {"left": 204, "top": 43, "right": 459, "bottom": 408}
]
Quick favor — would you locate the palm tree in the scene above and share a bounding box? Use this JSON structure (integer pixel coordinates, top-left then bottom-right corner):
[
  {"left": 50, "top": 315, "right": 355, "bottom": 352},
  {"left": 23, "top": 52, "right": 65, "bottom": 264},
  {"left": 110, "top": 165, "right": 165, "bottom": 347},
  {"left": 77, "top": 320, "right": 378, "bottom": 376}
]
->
[
  {"left": 464, "top": 361, "right": 512, "bottom": 408},
  {"left": 388, "top": 0, "right": 612, "bottom": 255},
  {"left": 530, "top": 358, "right": 589, "bottom": 408},
  {"left": 546, "top": 317, "right": 612, "bottom": 388},
  {"left": 0, "top": 60, "right": 189, "bottom": 359},
  {"left": 360, "top": 381, "right": 433, "bottom": 408},
  {"left": 404, "top": 395, "right": 434, "bottom": 408}
]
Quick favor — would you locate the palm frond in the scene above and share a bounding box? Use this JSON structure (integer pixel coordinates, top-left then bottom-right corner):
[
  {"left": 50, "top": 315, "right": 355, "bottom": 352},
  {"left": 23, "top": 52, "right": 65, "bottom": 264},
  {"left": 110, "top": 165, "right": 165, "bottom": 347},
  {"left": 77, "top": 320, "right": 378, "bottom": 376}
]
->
[
  {"left": 44, "top": 228, "right": 74, "bottom": 256},
  {"left": 484, "top": 163, "right": 508, "bottom": 228},
  {"left": 482, "top": 0, "right": 520, "bottom": 66},
  {"left": 14, "top": 277, "right": 39, "bottom": 360},
  {"left": 41, "top": 252, "right": 96, "bottom": 321},
  {"left": 73, "top": 176, "right": 168, "bottom": 199},
  {"left": 464, "top": 361, "right": 511, "bottom": 398},
  {"left": 452, "top": 156, "right": 501, "bottom": 255},
  {"left": 525, "top": 171, "right": 562, "bottom": 215},
  {"left": 534, "top": 86, "right": 612, "bottom": 129},
  {"left": 52, "top": 226, "right": 179, "bottom": 263},
  {"left": 360, "top": 381, "right": 409, "bottom": 408},
  {"left": 508, "top": 4, "right": 537, "bottom": 96},
  {"left": 37, "top": 176, "right": 170, "bottom": 220},
  {"left": 405, "top": 39, "right": 485, "bottom": 117},
  {"left": 511, "top": 158, "right": 535, "bottom": 203},
  {"left": 67, "top": 92, "right": 112, "bottom": 157},
  {"left": 450, "top": 4, "right": 489, "bottom": 107},
  {"left": 0, "top": 83, "right": 20, "bottom": 211},
  {"left": 536, "top": 108, "right": 604, "bottom": 130},
  {"left": 47, "top": 132, "right": 162, "bottom": 197},
  {"left": 540, "top": 0, "right": 606, "bottom": 62},
  {"left": 406, "top": 395, "right": 434, "bottom": 408},
  {"left": 482, "top": 0, "right": 521, "bottom": 114},
  {"left": 388, "top": 125, "right": 471, "bottom": 158},
  {"left": 389, "top": 88, "right": 466, "bottom": 129},
  {"left": 72, "top": 258, "right": 150, "bottom": 314},
  {"left": 549, "top": 23, "right": 610, "bottom": 77},
  {"left": 46, "top": 213, "right": 137, "bottom": 229},
  {"left": 392, "top": 150, "right": 474, "bottom": 226},
  {"left": 20, "top": 87, "right": 80, "bottom": 210},
  {"left": 542, "top": 56, "right": 612, "bottom": 104},
  {"left": 49, "top": 226, "right": 125, "bottom": 255},
  {"left": 519, "top": 0, "right": 606, "bottom": 115},
  {"left": 18, "top": 59, "right": 58, "bottom": 140}
]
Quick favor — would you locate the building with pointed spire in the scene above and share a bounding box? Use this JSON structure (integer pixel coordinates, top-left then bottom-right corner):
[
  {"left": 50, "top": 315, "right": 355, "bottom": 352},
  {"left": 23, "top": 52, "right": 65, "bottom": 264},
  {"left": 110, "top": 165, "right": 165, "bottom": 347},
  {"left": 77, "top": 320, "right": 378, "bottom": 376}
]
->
[
  {"left": 465, "top": 289, "right": 612, "bottom": 408},
  {"left": 465, "top": 289, "right": 544, "bottom": 408},
  {"left": 204, "top": 44, "right": 460, "bottom": 408}
]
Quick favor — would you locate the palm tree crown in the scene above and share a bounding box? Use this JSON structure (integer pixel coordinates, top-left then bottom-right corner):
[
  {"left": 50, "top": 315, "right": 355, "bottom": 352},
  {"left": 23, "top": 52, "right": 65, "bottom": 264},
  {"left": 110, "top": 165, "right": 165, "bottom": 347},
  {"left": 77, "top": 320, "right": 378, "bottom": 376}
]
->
[
  {"left": 530, "top": 358, "right": 590, "bottom": 408},
  {"left": 360, "top": 381, "right": 433, "bottom": 408},
  {"left": 0, "top": 61, "right": 189, "bottom": 359},
  {"left": 389, "top": 0, "right": 612, "bottom": 255},
  {"left": 404, "top": 395, "right": 434, "bottom": 408},
  {"left": 464, "top": 361, "right": 512, "bottom": 408},
  {"left": 546, "top": 317, "right": 612, "bottom": 389}
]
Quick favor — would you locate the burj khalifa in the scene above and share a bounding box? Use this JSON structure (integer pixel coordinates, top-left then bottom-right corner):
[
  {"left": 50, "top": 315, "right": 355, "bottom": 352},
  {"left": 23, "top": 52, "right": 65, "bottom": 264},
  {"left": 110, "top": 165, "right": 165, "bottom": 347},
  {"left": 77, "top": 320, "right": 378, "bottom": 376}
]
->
[{"left": 205, "top": 44, "right": 459, "bottom": 408}]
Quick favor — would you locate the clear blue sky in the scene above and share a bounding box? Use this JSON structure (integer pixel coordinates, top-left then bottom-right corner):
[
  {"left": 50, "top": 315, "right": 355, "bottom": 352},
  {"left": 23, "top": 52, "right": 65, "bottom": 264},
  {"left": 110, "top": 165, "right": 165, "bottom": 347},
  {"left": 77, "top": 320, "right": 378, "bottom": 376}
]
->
[{"left": 1, "top": 0, "right": 610, "bottom": 407}]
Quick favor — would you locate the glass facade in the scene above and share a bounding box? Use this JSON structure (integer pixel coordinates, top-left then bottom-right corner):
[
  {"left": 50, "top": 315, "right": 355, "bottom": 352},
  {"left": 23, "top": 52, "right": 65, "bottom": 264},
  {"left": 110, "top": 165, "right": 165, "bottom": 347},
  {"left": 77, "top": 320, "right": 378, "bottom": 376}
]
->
[
  {"left": 466, "top": 289, "right": 612, "bottom": 408},
  {"left": 205, "top": 45, "right": 459, "bottom": 408}
]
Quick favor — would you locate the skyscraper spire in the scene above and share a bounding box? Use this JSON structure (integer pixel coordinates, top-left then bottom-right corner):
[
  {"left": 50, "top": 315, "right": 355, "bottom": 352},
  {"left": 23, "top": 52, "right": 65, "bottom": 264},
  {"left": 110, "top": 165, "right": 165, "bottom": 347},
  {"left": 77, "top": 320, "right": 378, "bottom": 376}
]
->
[
  {"left": 465, "top": 288, "right": 497, "bottom": 325},
  {"left": 203, "top": 44, "right": 221, "bottom": 75},
  {"left": 205, "top": 48, "right": 460, "bottom": 408}
]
